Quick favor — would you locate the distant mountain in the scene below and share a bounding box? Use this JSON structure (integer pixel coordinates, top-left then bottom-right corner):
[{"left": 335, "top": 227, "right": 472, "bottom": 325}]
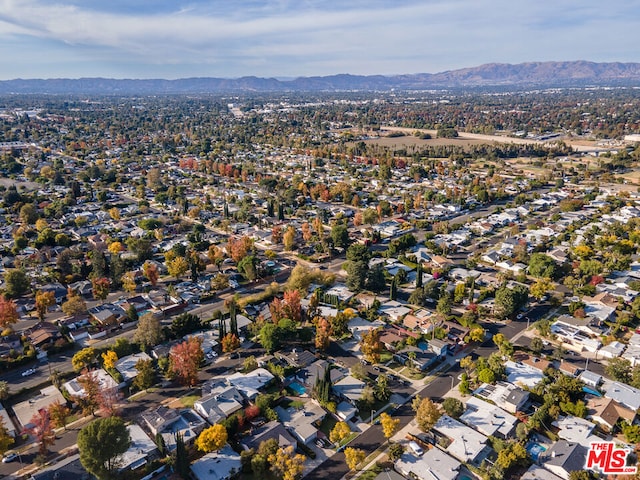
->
[{"left": 2, "top": 61, "right": 640, "bottom": 94}]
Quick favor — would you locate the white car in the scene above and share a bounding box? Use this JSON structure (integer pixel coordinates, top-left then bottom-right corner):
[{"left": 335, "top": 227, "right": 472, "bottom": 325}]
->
[
  {"left": 2, "top": 453, "right": 17, "bottom": 463},
  {"left": 21, "top": 368, "right": 36, "bottom": 377},
  {"left": 408, "top": 441, "right": 424, "bottom": 456}
]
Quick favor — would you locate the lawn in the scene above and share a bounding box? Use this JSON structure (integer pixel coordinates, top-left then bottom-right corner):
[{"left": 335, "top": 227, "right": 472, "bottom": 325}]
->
[
  {"left": 179, "top": 394, "right": 200, "bottom": 408},
  {"left": 319, "top": 415, "right": 338, "bottom": 437},
  {"left": 380, "top": 351, "right": 393, "bottom": 363}
]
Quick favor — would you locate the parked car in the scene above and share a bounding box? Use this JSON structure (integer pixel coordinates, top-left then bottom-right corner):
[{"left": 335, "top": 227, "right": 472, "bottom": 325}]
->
[
  {"left": 408, "top": 441, "right": 424, "bottom": 456},
  {"left": 21, "top": 368, "right": 36, "bottom": 377},
  {"left": 2, "top": 453, "right": 17, "bottom": 463}
]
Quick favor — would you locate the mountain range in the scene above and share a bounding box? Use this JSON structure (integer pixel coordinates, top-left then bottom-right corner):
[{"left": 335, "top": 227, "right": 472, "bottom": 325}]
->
[{"left": 1, "top": 61, "right": 640, "bottom": 94}]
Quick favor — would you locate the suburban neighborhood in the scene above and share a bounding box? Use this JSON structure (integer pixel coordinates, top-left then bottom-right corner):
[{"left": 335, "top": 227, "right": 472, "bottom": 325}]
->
[{"left": 0, "top": 89, "right": 639, "bottom": 480}]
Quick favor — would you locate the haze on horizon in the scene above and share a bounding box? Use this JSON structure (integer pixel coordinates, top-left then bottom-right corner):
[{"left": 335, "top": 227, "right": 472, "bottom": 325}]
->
[{"left": 0, "top": 0, "right": 638, "bottom": 80}]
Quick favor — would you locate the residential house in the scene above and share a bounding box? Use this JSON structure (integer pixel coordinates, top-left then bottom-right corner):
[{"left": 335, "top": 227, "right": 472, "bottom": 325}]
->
[
  {"left": 459, "top": 396, "right": 518, "bottom": 439},
  {"left": 579, "top": 370, "right": 603, "bottom": 388},
  {"left": 224, "top": 368, "right": 274, "bottom": 400},
  {"left": 63, "top": 369, "right": 119, "bottom": 398},
  {"left": 115, "top": 352, "right": 153, "bottom": 383},
  {"left": 194, "top": 385, "right": 244, "bottom": 425},
  {"left": 541, "top": 441, "right": 588, "bottom": 480},
  {"left": 505, "top": 361, "right": 544, "bottom": 388},
  {"left": 119, "top": 424, "right": 158, "bottom": 472},
  {"left": 474, "top": 382, "right": 529, "bottom": 414},
  {"left": 0, "top": 334, "right": 22, "bottom": 358},
  {"left": 0, "top": 403, "right": 16, "bottom": 437},
  {"left": 298, "top": 360, "right": 345, "bottom": 389},
  {"left": 603, "top": 381, "right": 640, "bottom": 411},
  {"left": 394, "top": 346, "right": 439, "bottom": 371},
  {"left": 29, "top": 453, "right": 95, "bottom": 480},
  {"left": 521, "top": 464, "right": 563, "bottom": 480},
  {"left": 552, "top": 415, "right": 601, "bottom": 448},
  {"left": 13, "top": 385, "right": 66, "bottom": 429},
  {"left": 433, "top": 415, "right": 491, "bottom": 465},
  {"left": 348, "top": 316, "right": 385, "bottom": 342},
  {"left": 333, "top": 375, "right": 366, "bottom": 405},
  {"left": 599, "top": 341, "right": 625, "bottom": 359},
  {"left": 276, "top": 349, "right": 317, "bottom": 369},
  {"left": 275, "top": 401, "right": 326, "bottom": 445},
  {"left": 395, "top": 448, "right": 461, "bottom": 480},
  {"left": 190, "top": 445, "right": 241, "bottom": 480},
  {"left": 241, "top": 420, "right": 298, "bottom": 451},
  {"left": 586, "top": 396, "right": 636, "bottom": 431}
]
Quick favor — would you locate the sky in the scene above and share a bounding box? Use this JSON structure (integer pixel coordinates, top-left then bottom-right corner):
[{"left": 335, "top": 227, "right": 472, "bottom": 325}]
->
[{"left": 0, "top": 0, "right": 639, "bottom": 80}]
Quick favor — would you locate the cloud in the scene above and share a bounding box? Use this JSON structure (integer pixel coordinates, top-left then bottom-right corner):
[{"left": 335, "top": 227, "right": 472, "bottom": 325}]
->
[{"left": 0, "top": 0, "right": 639, "bottom": 78}]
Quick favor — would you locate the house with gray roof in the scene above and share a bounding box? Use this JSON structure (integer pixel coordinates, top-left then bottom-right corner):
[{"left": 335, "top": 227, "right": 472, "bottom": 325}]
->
[{"left": 541, "top": 441, "right": 588, "bottom": 480}]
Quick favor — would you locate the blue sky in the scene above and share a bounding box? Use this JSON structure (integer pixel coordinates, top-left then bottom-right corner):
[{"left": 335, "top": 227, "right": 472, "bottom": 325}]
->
[{"left": 0, "top": 0, "right": 638, "bottom": 79}]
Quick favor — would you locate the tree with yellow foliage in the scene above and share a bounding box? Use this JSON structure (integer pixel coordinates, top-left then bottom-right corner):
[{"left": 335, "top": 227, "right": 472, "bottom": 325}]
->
[
  {"left": 107, "top": 241, "right": 124, "bottom": 255},
  {"left": 195, "top": 424, "right": 227, "bottom": 452},
  {"left": 344, "top": 447, "right": 366, "bottom": 471},
  {"left": 268, "top": 446, "right": 305, "bottom": 480},
  {"left": 329, "top": 421, "right": 351, "bottom": 444},
  {"left": 380, "top": 412, "right": 400, "bottom": 443},
  {"left": 167, "top": 256, "right": 189, "bottom": 281},
  {"left": 101, "top": 350, "right": 118, "bottom": 370},
  {"left": 283, "top": 226, "right": 296, "bottom": 251},
  {"left": 35, "top": 290, "right": 56, "bottom": 321}
]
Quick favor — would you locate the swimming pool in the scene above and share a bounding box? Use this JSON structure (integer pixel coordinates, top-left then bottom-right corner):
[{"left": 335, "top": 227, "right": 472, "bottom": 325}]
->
[
  {"left": 288, "top": 381, "right": 307, "bottom": 396},
  {"left": 527, "top": 442, "right": 547, "bottom": 462}
]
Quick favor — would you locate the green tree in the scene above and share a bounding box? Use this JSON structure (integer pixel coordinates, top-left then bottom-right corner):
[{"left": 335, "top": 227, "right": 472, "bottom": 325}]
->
[
  {"left": 132, "top": 359, "right": 156, "bottom": 391},
  {"left": 3, "top": 269, "right": 30, "bottom": 298},
  {"left": 78, "top": 416, "right": 131, "bottom": 480},
  {"left": 605, "top": 357, "right": 632, "bottom": 384},
  {"left": 0, "top": 417, "right": 14, "bottom": 455},
  {"left": 528, "top": 253, "right": 557, "bottom": 279},
  {"left": 442, "top": 397, "right": 464, "bottom": 419},
  {"left": 259, "top": 323, "right": 281, "bottom": 353},
  {"left": 330, "top": 223, "right": 350, "bottom": 249}
]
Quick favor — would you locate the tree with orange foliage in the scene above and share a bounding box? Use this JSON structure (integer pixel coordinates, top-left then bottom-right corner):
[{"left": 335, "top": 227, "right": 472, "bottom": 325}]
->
[
  {"left": 99, "top": 387, "right": 122, "bottom": 417},
  {"left": 228, "top": 236, "right": 254, "bottom": 263},
  {"left": 282, "top": 290, "right": 302, "bottom": 323},
  {"left": 170, "top": 337, "right": 204, "bottom": 387},
  {"left": 221, "top": 333, "right": 241, "bottom": 353},
  {"left": 0, "top": 296, "right": 19, "bottom": 329},
  {"left": 142, "top": 262, "right": 159, "bottom": 287},
  {"left": 315, "top": 318, "right": 331, "bottom": 351},
  {"left": 301, "top": 222, "right": 313, "bottom": 242},
  {"left": 91, "top": 277, "right": 111, "bottom": 303},
  {"left": 271, "top": 226, "right": 283, "bottom": 244}
]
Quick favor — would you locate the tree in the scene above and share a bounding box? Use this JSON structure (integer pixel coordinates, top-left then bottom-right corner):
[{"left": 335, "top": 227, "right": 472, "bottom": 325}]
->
[
  {"left": 478, "top": 368, "right": 496, "bottom": 384},
  {"left": 330, "top": 224, "right": 350, "bottom": 249},
  {"left": 388, "top": 442, "right": 404, "bottom": 461},
  {"left": 48, "top": 401, "right": 71, "bottom": 431},
  {"left": 380, "top": 412, "right": 400, "bottom": 443},
  {"left": 62, "top": 291, "right": 87, "bottom": 316},
  {"left": 4, "top": 269, "right": 30, "bottom": 297},
  {"left": 167, "top": 256, "right": 189, "bottom": 280},
  {"left": 0, "top": 417, "right": 14, "bottom": 455},
  {"left": 26, "top": 408, "right": 55, "bottom": 456},
  {"left": 360, "top": 328, "right": 382, "bottom": 363},
  {"left": 442, "top": 398, "right": 464, "bottom": 419},
  {"left": 142, "top": 261, "right": 159, "bottom": 286},
  {"left": 35, "top": 290, "right": 56, "bottom": 321},
  {"left": 494, "top": 284, "right": 528, "bottom": 319},
  {"left": 605, "top": 357, "right": 632, "bottom": 384},
  {"left": 259, "top": 323, "right": 281, "bottom": 353},
  {"left": 92, "top": 277, "right": 111, "bottom": 303},
  {"left": 133, "top": 312, "right": 163, "bottom": 351},
  {"left": 0, "top": 381, "right": 8, "bottom": 401},
  {"left": 102, "top": 350, "right": 118, "bottom": 371},
  {"left": 345, "top": 244, "right": 371, "bottom": 292},
  {"left": 196, "top": 424, "right": 228, "bottom": 452},
  {"left": 133, "top": 359, "right": 156, "bottom": 391},
  {"left": 315, "top": 318, "right": 331, "bottom": 351},
  {"left": 221, "top": 333, "right": 241, "bottom": 353},
  {"left": 19, "top": 203, "right": 38, "bottom": 224},
  {"left": 121, "top": 271, "right": 137, "bottom": 294},
  {"left": 170, "top": 337, "right": 204, "bottom": 387},
  {"left": 170, "top": 312, "right": 201, "bottom": 339},
  {"left": 528, "top": 253, "right": 557, "bottom": 279},
  {"left": 78, "top": 416, "right": 131, "bottom": 480},
  {"left": 72, "top": 347, "right": 97, "bottom": 372},
  {"left": 344, "top": 447, "right": 366, "bottom": 471},
  {"left": 530, "top": 337, "right": 543, "bottom": 354},
  {"left": 78, "top": 370, "right": 103, "bottom": 416},
  {"left": 0, "top": 296, "right": 19, "bottom": 329},
  {"left": 437, "top": 292, "right": 452, "bottom": 316},
  {"left": 412, "top": 396, "right": 442, "bottom": 432},
  {"left": 268, "top": 446, "right": 305, "bottom": 480},
  {"left": 530, "top": 277, "right": 553, "bottom": 301},
  {"left": 375, "top": 375, "right": 391, "bottom": 402},
  {"left": 330, "top": 421, "right": 351, "bottom": 444},
  {"left": 495, "top": 441, "right": 529, "bottom": 473},
  {"left": 283, "top": 226, "right": 296, "bottom": 251}
]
